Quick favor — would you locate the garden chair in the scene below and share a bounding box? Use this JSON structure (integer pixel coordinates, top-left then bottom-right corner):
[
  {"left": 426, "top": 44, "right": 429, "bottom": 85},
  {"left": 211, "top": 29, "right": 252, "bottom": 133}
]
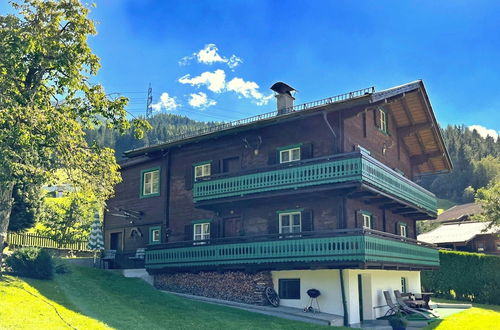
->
[
  {"left": 128, "top": 248, "right": 145, "bottom": 267},
  {"left": 383, "top": 291, "right": 407, "bottom": 317},
  {"left": 394, "top": 290, "right": 434, "bottom": 319},
  {"left": 101, "top": 249, "right": 116, "bottom": 269}
]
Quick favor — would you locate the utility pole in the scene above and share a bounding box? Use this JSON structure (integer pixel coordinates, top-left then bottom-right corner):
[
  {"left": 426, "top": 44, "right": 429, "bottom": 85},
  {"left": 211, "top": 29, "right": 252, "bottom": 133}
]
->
[{"left": 146, "top": 83, "right": 153, "bottom": 118}]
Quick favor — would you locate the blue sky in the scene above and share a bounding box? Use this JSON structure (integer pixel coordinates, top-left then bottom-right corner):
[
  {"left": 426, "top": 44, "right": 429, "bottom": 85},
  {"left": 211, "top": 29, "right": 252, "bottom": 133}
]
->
[{"left": 2, "top": 1, "right": 500, "bottom": 138}]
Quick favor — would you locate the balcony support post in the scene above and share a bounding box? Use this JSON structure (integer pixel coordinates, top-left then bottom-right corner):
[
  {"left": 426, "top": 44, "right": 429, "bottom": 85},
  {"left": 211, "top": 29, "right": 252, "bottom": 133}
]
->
[{"left": 340, "top": 268, "right": 349, "bottom": 326}]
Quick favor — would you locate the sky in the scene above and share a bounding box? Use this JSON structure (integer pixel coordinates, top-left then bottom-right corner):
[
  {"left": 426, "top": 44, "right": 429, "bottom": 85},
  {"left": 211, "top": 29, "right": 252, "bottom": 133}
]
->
[{"left": 2, "top": 0, "right": 500, "bottom": 139}]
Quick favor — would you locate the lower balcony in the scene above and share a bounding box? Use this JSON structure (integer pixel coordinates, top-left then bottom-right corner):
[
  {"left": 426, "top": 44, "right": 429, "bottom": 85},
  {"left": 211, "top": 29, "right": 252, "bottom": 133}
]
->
[
  {"left": 193, "top": 151, "right": 437, "bottom": 217},
  {"left": 145, "top": 229, "right": 439, "bottom": 273}
]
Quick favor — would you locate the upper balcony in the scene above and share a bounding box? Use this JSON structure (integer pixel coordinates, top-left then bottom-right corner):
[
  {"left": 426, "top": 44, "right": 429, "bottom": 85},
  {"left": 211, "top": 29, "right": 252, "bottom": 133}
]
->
[
  {"left": 193, "top": 151, "right": 437, "bottom": 217},
  {"left": 145, "top": 229, "right": 439, "bottom": 273}
]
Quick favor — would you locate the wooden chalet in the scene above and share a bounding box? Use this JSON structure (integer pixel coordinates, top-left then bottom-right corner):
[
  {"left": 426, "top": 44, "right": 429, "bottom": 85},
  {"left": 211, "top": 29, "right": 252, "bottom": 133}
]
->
[{"left": 104, "top": 80, "right": 451, "bottom": 325}]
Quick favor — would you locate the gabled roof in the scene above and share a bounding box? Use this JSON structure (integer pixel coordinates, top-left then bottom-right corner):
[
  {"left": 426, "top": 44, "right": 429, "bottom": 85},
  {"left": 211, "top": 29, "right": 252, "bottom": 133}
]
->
[
  {"left": 123, "top": 80, "right": 452, "bottom": 174},
  {"left": 436, "top": 203, "right": 483, "bottom": 223},
  {"left": 418, "top": 221, "right": 499, "bottom": 244}
]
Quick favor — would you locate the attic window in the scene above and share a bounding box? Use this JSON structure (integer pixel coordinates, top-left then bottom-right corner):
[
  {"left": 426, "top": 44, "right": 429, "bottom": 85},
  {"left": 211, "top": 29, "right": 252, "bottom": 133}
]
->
[
  {"left": 141, "top": 168, "right": 160, "bottom": 198},
  {"left": 278, "top": 144, "right": 302, "bottom": 163}
]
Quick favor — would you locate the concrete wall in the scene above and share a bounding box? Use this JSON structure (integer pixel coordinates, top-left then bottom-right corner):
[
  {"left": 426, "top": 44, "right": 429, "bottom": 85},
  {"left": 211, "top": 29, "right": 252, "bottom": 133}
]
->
[{"left": 272, "top": 269, "right": 421, "bottom": 325}]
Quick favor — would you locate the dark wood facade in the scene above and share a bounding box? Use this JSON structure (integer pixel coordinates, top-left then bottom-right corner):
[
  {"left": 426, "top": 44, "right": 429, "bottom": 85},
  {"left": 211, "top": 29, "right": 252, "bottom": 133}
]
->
[{"left": 104, "top": 81, "right": 450, "bottom": 269}]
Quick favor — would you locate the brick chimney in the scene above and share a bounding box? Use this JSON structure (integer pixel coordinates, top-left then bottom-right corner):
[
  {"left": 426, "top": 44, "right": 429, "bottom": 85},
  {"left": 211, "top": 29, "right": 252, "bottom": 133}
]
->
[{"left": 270, "top": 82, "right": 296, "bottom": 115}]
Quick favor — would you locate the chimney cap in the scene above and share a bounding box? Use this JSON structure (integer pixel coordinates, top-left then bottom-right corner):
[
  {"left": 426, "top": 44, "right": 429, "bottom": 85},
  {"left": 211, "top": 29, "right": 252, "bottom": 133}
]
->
[{"left": 270, "top": 82, "right": 296, "bottom": 96}]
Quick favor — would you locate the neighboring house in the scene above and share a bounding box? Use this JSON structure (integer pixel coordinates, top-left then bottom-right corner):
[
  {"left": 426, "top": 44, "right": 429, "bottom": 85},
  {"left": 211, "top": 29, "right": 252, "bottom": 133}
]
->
[
  {"left": 418, "top": 203, "right": 500, "bottom": 254},
  {"left": 104, "top": 80, "right": 451, "bottom": 325},
  {"left": 42, "top": 183, "right": 73, "bottom": 198}
]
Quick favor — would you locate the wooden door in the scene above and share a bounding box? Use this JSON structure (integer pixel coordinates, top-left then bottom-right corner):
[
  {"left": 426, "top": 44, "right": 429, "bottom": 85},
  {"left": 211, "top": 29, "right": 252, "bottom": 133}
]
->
[{"left": 224, "top": 217, "right": 242, "bottom": 237}]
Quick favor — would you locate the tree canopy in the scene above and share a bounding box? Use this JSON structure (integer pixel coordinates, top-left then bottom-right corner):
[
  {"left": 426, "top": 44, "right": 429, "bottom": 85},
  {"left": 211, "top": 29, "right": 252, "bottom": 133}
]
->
[{"left": 0, "top": 0, "right": 149, "bottom": 261}]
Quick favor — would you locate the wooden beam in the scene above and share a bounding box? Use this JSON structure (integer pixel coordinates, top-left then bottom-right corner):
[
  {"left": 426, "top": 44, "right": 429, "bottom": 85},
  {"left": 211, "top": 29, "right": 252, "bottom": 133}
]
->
[
  {"left": 399, "top": 98, "right": 435, "bottom": 172},
  {"left": 410, "top": 151, "right": 445, "bottom": 165},
  {"left": 348, "top": 191, "right": 376, "bottom": 199},
  {"left": 398, "top": 122, "right": 433, "bottom": 137},
  {"left": 364, "top": 197, "right": 392, "bottom": 205},
  {"left": 380, "top": 202, "right": 403, "bottom": 210},
  {"left": 392, "top": 207, "right": 416, "bottom": 214}
]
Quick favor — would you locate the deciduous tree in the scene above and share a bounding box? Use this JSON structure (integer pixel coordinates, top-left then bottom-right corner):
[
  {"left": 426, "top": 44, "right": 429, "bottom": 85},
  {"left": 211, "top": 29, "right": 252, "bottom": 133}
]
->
[{"left": 0, "top": 0, "right": 149, "bottom": 269}]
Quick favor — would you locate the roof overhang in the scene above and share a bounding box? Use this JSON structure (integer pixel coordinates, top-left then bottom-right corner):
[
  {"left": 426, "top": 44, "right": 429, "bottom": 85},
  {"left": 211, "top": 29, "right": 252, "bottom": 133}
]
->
[{"left": 369, "top": 80, "right": 452, "bottom": 174}]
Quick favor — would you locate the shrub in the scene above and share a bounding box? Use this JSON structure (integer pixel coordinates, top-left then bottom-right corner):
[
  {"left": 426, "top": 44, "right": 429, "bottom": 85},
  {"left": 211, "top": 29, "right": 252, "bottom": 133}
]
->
[
  {"left": 422, "top": 250, "right": 500, "bottom": 305},
  {"left": 6, "top": 247, "right": 54, "bottom": 279}
]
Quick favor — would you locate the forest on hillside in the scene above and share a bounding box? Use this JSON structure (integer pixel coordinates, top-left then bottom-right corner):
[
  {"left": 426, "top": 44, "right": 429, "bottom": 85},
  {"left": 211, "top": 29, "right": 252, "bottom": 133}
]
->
[{"left": 85, "top": 113, "right": 500, "bottom": 205}]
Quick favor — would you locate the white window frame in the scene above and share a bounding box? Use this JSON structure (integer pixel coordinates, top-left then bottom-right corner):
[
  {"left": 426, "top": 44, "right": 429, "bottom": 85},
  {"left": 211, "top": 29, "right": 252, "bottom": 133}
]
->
[
  {"left": 194, "top": 163, "right": 211, "bottom": 180},
  {"left": 143, "top": 170, "right": 160, "bottom": 196},
  {"left": 279, "top": 212, "right": 302, "bottom": 234},
  {"left": 279, "top": 147, "right": 301, "bottom": 164},
  {"left": 193, "top": 223, "right": 211, "bottom": 241},
  {"left": 151, "top": 229, "right": 160, "bottom": 243},
  {"left": 399, "top": 223, "right": 407, "bottom": 237},
  {"left": 379, "top": 108, "right": 387, "bottom": 133},
  {"left": 362, "top": 214, "right": 372, "bottom": 229}
]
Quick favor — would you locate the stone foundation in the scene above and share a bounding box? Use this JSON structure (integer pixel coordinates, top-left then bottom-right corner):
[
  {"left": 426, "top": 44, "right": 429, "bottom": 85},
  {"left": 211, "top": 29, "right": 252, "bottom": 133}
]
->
[{"left": 154, "top": 271, "right": 273, "bottom": 305}]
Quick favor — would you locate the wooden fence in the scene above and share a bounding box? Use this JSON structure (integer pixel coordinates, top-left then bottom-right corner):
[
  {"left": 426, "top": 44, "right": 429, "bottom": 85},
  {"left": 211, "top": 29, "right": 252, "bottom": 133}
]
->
[{"left": 6, "top": 232, "right": 90, "bottom": 251}]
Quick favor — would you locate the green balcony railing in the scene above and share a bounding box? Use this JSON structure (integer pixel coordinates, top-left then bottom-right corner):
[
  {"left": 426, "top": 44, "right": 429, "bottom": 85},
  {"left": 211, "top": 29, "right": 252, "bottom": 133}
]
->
[
  {"left": 145, "top": 229, "right": 439, "bottom": 270},
  {"left": 193, "top": 151, "right": 437, "bottom": 215}
]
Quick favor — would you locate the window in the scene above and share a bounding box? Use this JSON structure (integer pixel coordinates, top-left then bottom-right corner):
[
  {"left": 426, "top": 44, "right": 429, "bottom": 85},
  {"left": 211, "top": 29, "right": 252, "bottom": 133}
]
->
[
  {"left": 496, "top": 242, "right": 500, "bottom": 251},
  {"left": 399, "top": 223, "right": 407, "bottom": 237},
  {"left": 362, "top": 214, "right": 372, "bottom": 229},
  {"left": 401, "top": 277, "right": 407, "bottom": 293},
  {"left": 379, "top": 108, "right": 387, "bottom": 133},
  {"left": 193, "top": 223, "right": 210, "bottom": 241},
  {"left": 477, "top": 241, "right": 485, "bottom": 252},
  {"left": 194, "top": 163, "right": 211, "bottom": 180},
  {"left": 280, "top": 147, "right": 301, "bottom": 163},
  {"left": 279, "top": 212, "right": 301, "bottom": 234},
  {"left": 141, "top": 168, "right": 160, "bottom": 197},
  {"left": 278, "top": 279, "right": 300, "bottom": 299},
  {"left": 149, "top": 226, "right": 161, "bottom": 244}
]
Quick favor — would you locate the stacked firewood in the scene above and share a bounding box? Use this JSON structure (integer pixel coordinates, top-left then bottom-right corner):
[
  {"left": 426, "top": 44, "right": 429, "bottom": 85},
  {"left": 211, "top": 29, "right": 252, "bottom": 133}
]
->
[{"left": 154, "top": 271, "right": 273, "bottom": 305}]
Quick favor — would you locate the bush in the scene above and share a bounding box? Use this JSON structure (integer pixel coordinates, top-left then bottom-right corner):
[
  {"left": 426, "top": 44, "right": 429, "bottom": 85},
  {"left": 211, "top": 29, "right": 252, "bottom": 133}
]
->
[
  {"left": 6, "top": 247, "right": 54, "bottom": 279},
  {"left": 422, "top": 250, "right": 500, "bottom": 305}
]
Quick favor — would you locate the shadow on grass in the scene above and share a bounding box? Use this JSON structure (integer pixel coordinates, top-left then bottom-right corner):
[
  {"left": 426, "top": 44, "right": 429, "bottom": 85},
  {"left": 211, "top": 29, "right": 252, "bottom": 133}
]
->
[{"left": 21, "top": 265, "right": 332, "bottom": 330}]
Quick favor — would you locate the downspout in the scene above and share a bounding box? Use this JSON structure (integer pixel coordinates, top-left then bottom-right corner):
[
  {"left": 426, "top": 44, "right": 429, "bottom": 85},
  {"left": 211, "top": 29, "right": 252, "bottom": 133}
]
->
[
  {"left": 163, "top": 149, "right": 171, "bottom": 242},
  {"left": 339, "top": 268, "right": 349, "bottom": 326},
  {"left": 322, "top": 111, "right": 338, "bottom": 154}
]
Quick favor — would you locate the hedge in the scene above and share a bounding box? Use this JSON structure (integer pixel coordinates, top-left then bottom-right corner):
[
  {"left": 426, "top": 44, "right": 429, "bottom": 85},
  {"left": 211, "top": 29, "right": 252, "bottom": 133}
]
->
[
  {"left": 6, "top": 247, "right": 54, "bottom": 280},
  {"left": 421, "top": 250, "right": 500, "bottom": 305}
]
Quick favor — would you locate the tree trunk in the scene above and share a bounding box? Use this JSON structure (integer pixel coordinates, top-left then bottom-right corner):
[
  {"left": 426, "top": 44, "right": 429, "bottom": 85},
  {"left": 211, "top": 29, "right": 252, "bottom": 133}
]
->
[{"left": 0, "top": 182, "right": 15, "bottom": 273}]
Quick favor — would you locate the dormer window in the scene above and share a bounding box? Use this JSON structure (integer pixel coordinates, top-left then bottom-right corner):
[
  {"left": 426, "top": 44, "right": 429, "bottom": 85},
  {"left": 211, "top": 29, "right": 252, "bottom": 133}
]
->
[
  {"left": 279, "top": 146, "right": 301, "bottom": 164},
  {"left": 379, "top": 108, "right": 388, "bottom": 133},
  {"left": 194, "top": 161, "right": 211, "bottom": 181}
]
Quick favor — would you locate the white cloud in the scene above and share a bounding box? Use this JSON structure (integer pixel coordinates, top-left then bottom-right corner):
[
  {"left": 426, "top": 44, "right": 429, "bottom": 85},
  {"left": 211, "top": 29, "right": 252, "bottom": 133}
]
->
[
  {"left": 151, "top": 92, "right": 179, "bottom": 112},
  {"left": 188, "top": 92, "right": 216, "bottom": 109},
  {"left": 226, "top": 77, "right": 274, "bottom": 105},
  {"left": 178, "top": 69, "right": 272, "bottom": 106},
  {"left": 178, "top": 69, "right": 226, "bottom": 93},
  {"left": 179, "top": 44, "right": 243, "bottom": 70},
  {"left": 468, "top": 125, "right": 499, "bottom": 140}
]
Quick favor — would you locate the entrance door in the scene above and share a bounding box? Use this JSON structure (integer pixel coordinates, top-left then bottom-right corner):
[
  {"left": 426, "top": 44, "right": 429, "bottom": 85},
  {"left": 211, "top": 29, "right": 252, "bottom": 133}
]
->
[
  {"left": 110, "top": 232, "right": 122, "bottom": 251},
  {"left": 224, "top": 217, "right": 242, "bottom": 237}
]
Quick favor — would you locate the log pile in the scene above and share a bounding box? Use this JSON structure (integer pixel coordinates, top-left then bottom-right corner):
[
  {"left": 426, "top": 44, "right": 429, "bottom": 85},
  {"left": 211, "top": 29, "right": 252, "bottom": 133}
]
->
[{"left": 154, "top": 271, "right": 273, "bottom": 305}]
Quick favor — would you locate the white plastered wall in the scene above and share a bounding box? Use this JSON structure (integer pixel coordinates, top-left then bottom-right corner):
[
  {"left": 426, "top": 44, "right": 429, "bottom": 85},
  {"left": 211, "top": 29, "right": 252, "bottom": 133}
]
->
[{"left": 272, "top": 269, "right": 421, "bottom": 325}]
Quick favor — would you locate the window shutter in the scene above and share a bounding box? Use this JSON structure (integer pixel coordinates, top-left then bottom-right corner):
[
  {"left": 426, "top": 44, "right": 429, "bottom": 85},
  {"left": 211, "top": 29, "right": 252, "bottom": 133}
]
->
[
  {"left": 268, "top": 214, "right": 278, "bottom": 234},
  {"left": 301, "top": 143, "right": 313, "bottom": 159},
  {"left": 210, "top": 221, "right": 219, "bottom": 239},
  {"left": 184, "top": 167, "right": 193, "bottom": 190},
  {"left": 211, "top": 160, "right": 220, "bottom": 175},
  {"left": 184, "top": 224, "right": 193, "bottom": 241},
  {"left": 372, "top": 215, "right": 378, "bottom": 231},
  {"left": 268, "top": 150, "right": 278, "bottom": 165},
  {"left": 373, "top": 109, "right": 379, "bottom": 128},
  {"left": 301, "top": 209, "right": 314, "bottom": 232},
  {"left": 356, "top": 211, "right": 363, "bottom": 228}
]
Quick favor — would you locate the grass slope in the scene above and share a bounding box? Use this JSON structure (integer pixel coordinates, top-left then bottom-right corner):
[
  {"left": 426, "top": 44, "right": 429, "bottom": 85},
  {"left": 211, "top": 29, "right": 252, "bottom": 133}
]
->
[
  {"left": 0, "top": 266, "right": 337, "bottom": 330},
  {"left": 423, "top": 298, "right": 500, "bottom": 330}
]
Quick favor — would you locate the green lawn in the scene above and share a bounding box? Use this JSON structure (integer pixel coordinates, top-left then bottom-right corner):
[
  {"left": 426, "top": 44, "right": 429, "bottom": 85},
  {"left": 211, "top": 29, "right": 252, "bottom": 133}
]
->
[
  {"left": 0, "top": 265, "right": 340, "bottom": 330},
  {"left": 423, "top": 298, "right": 500, "bottom": 330}
]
